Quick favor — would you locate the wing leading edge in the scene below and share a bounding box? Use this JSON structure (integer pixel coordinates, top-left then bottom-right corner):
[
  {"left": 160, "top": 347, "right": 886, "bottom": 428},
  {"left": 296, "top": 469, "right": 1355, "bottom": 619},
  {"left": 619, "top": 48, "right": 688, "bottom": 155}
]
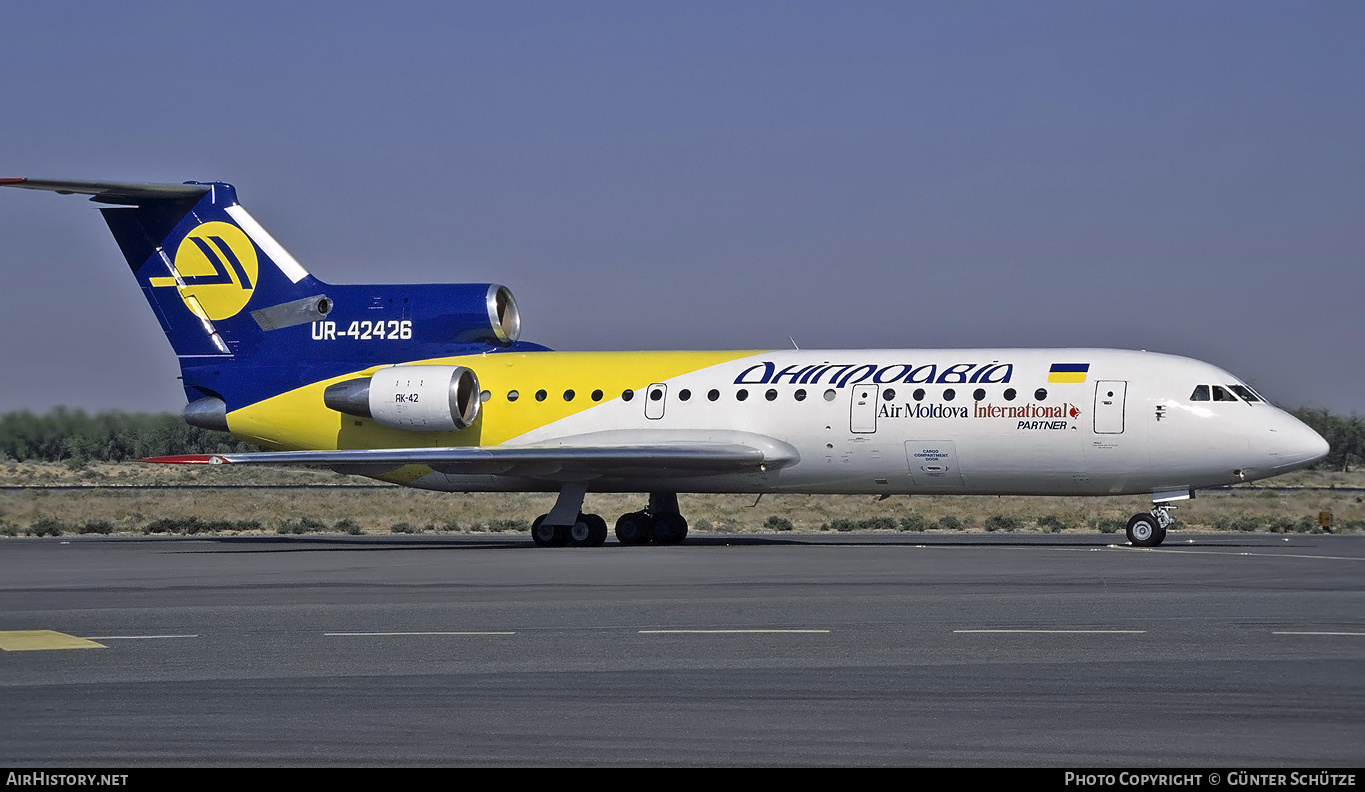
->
[{"left": 146, "top": 432, "right": 800, "bottom": 483}]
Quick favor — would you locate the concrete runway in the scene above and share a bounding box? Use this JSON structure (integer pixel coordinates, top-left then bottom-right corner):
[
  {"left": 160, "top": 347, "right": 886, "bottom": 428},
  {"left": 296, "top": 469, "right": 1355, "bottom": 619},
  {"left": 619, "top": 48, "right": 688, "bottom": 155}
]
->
[{"left": 2, "top": 533, "right": 1362, "bottom": 767}]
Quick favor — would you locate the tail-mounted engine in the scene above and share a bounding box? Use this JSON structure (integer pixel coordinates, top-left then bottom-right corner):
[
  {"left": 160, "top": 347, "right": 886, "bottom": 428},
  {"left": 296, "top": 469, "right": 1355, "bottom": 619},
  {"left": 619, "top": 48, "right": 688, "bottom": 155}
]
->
[{"left": 324, "top": 365, "right": 481, "bottom": 432}]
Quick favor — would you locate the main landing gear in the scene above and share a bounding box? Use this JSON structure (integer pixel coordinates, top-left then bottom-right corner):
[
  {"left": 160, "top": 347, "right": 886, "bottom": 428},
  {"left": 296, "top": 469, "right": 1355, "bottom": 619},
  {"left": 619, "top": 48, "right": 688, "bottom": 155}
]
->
[
  {"left": 613, "top": 493, "right": 688, "bottom": 546},
  {"left": 531, "top": 512, "right": 608, "bottom": 548},
  {"left": 530, "top": 486, "right": 688, "bottom": 548},
  {"left": 1126, "top": 502, "right": 1177, "bottom": 548}
]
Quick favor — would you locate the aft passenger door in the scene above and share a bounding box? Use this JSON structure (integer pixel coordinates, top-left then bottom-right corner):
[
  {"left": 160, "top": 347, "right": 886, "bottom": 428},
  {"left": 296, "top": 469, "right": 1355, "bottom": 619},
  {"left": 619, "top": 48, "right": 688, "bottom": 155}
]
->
[{"left": 1094, "top": 380, "right": 1126, "bottom": 434}]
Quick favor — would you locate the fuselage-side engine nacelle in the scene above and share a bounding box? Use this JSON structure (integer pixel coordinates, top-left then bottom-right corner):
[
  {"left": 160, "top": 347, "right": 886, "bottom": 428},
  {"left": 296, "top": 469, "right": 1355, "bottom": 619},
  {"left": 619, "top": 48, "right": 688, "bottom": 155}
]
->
[{"left": 324, "top": 365, "right": 480, "bottom": 432}]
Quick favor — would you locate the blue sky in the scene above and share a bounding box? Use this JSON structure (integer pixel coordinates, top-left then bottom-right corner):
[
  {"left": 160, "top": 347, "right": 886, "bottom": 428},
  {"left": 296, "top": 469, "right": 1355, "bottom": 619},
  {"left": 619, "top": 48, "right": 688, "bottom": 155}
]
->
[{"left": 2, "top": 2, "right": 1362, "bottom": 414}]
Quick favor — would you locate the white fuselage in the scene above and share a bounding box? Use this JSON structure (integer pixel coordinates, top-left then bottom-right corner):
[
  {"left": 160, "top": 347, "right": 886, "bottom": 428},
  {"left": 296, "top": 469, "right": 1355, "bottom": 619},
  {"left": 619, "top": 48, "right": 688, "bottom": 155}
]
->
[{"left": 411, "top": 348, "right": 1328, "bottom": 497}]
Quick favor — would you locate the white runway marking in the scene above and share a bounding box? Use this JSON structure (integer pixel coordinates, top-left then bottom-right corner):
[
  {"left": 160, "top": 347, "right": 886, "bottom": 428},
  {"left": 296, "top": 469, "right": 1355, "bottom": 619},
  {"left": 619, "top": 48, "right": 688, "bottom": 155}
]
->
[
  {"left": 324, "top": 631, "right": 516, "bottom": 636},
  {"left": 639, "top": 629, "right": 830, "bottom": 634},
  {"left": 1115, "top": 545, "right": 1365, "bottom": 561},
  {"left": 954, "top": 629, "right": 1146, "bottom": 634},
  {"left": 82, "top": 634, "right": 198, "bottom": 640},
  {"left": 1272, "top": 631, "right": 1365, "bottom": 637}
]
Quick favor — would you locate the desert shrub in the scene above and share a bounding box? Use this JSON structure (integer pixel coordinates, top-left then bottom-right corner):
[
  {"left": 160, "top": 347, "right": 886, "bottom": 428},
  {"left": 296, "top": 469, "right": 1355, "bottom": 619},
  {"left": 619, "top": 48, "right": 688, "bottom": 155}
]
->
[
  {"left": 390, "top": 522, "right": 419, "bottom": 534},
  {"left": 488, "top": 519, "right": 529, "bottom": 533},
  {"left": 694, "top": 518, "right": 713, "bottom": 531},
  {"left": 0, "top": 520, "right": 19, "bottom": 537},
  {"left": 1268, "top": 516, "right": 1319, "bottom": 534},
  {"left": 822, "top": 518, "right": 858, "bottom": 533},
  {"left": 983, "top": 514, "right": 1023, "bottom": 533},
  {"left": 1037, "top": 514, "right": 1069, "bottom": 533},
  {"left": 78, "top": 520, "right": 114, "bottom": 535},
  {"left": 334, "top": 519, "right": 364, "bottom": 535},
  {"left": 28, "top": 518, "right": 66, "bottom": 536},
  {"left": 197, "top": 519, "right": 247, "bottom": 534},
  {"left": 145, "top": 517, "right": 196, "bottom": 534},
  {"left": 278, "top": 517, "right": 328, "bottom": 535},
  {"left": 144, "top": 517, "right": 259, "bottom": 534},
  {"left": 937, "top": 515, "right": 962, "bottom": 531},
  {"left": 764, "top": 516, "right": 794, "bottom": 532},
  {"left": 1091, "top": 517, "right": 1125, "bottom": 534},
  {"left": 899, "top": 513, "right": 930, "bottom": 532}
]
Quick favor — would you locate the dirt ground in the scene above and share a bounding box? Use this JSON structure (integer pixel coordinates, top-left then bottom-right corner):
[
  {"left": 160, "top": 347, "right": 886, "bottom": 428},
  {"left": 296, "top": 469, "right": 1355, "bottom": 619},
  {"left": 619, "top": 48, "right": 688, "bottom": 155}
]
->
[{"left": 2, "top": 461, "right": 1360, "bottom": 537}]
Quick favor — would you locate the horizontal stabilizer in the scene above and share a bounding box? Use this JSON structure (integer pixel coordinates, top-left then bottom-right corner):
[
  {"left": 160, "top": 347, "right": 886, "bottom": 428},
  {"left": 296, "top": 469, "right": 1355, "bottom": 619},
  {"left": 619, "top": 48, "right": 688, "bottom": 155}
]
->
[{"left": 0, "top": 178, "right": 210, "bottom": 204}]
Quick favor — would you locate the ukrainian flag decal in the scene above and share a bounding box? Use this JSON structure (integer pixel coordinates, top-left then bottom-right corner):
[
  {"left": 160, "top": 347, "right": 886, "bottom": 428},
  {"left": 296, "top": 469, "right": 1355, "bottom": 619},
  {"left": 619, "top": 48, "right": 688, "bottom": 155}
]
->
[{"left": 1048, "top": 363, "right": 1090, "bottom": 383}]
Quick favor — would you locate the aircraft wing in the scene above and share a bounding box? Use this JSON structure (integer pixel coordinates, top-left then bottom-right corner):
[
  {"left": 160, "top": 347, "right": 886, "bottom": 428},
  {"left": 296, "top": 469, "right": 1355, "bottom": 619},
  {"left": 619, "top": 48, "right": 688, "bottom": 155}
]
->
[{"left": 145, "top": 431, "right": 800, "bottom": 483}]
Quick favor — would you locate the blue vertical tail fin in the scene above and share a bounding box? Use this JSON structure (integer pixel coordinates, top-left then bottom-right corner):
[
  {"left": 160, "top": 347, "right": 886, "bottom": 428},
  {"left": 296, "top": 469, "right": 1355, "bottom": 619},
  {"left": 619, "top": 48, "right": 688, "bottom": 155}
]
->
[
  {"left": 1, "top": 178, "right": 538, "bottom": 422},
  {"left": 98, "top": 181, "right": 329, "bottom": 360},
  {"left": 1, "top": 178, "right": 329, "bottom": 362}
]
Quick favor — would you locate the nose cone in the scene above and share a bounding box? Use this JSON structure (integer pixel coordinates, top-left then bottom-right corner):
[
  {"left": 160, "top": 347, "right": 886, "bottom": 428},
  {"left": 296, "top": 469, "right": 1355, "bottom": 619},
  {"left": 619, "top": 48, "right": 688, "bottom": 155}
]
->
[{"left": 1268, "top": 412, "right": 1330, "bottom": 472}]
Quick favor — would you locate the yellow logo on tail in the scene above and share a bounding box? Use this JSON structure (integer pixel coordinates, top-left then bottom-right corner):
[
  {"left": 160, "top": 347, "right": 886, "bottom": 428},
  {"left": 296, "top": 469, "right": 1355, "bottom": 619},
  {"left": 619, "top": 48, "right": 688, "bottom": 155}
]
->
[{"left": 149, "top": 221, "right": 259, "bottom": 321}]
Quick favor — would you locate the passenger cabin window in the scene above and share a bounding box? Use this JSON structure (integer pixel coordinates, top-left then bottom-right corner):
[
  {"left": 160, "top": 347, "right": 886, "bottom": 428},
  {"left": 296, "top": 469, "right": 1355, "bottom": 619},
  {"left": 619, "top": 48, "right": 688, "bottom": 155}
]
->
[
  {"left": 1212, "top": 386, "right": 1239, "bottom": 402},
  {"left": 1190, "top": 385, "right": 1210, "bottom": 401}
]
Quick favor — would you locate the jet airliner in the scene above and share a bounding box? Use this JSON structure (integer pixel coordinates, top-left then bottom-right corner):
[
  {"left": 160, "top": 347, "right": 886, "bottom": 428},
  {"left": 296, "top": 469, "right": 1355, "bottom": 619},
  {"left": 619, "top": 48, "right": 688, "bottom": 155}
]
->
[{"left": 0, "top": 178, "right": 1329, "bottom": 547}]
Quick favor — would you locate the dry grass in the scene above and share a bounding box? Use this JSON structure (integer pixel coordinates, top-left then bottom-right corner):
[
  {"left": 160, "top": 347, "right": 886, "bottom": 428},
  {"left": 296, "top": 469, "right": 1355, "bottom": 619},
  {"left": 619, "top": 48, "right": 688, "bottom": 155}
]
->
[{"left": 2, "top": 461, "right": 1361, "bottom": 537}]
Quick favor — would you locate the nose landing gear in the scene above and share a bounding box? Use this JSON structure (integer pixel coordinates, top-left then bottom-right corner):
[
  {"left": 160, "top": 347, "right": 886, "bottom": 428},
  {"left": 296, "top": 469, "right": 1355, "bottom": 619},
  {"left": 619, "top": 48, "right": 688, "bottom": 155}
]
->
[{"left": 1126, "top": 502, "right": 1176, "bottom": 547}]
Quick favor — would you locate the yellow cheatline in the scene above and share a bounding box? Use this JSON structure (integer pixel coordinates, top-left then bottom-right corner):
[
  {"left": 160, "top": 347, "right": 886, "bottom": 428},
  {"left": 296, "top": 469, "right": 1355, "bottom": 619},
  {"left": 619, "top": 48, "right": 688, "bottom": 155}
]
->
[
  {"left": 227, "top": 350, "right": 763, "bottom": 456},
  {"left": 0, "top": 630, "right": 105, "bottom": 651},
  {"left": 1047, "top": 372, "right": 1087, "bottom": 384}
]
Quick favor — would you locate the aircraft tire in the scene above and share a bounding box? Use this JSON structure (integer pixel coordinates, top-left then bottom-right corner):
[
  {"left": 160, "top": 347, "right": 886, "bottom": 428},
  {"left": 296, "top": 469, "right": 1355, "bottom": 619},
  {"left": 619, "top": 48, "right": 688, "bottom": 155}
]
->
[
  {"left": 615, "top": 512, "right": 651, "bottom": 545},
  {"left": 650, "top": 512, "right": 688, "bottom": 545},
  {"left": 531, "top": 514, "right": 568, "bottom": 548},
  {"left": 1126, "top": 514, "right": 1163, "bottom": 547},
  {"left": 586, "top": 513, "right": 609, "bottom": 546},
  {"left": 567, "top": 515, "right": 596, "bottom": 548}
]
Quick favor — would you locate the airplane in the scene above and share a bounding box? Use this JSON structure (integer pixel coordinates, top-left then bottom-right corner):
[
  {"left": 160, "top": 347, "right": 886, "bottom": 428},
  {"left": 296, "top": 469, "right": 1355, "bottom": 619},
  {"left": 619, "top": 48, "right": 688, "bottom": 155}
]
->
[{"left": 0, "top": 178, "right": 1330, "bottom": 548}]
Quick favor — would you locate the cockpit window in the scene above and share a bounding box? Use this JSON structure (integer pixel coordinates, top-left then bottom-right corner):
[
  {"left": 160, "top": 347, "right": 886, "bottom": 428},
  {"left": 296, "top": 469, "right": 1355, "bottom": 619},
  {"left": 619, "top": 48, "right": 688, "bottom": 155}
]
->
[
  {"left": 1228, "top": 385, "right": 1261, "bottom": 403},
  {"left": 1190, "top": 385, "right": 1210, "bottom": 401},
  {"left": 1212, "top": 386, "right": 1239, "bottom": 402}
]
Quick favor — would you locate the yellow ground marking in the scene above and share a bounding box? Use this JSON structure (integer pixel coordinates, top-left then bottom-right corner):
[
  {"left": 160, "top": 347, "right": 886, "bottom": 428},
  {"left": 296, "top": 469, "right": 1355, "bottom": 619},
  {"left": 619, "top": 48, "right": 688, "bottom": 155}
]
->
[{"left": 0, "top": 630, "right": 105, "bottom": 651}]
